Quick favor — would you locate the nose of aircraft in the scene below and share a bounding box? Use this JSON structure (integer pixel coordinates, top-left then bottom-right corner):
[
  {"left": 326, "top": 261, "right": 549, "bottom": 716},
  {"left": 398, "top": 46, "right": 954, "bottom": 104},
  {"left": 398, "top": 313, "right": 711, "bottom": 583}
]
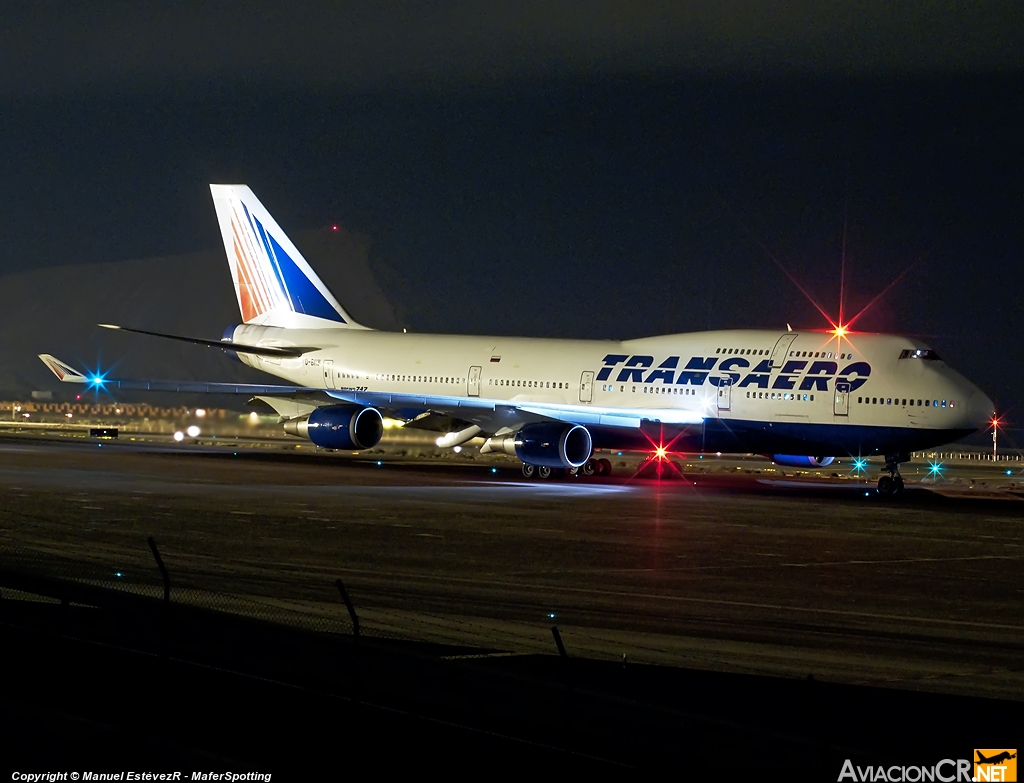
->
[{"left": 967, "top": 389, "right": 996, "bottom": 430}]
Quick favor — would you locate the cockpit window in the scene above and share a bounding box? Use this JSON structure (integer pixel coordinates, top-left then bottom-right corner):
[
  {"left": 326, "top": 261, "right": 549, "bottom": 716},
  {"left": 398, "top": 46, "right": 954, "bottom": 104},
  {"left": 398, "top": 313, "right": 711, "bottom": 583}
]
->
[{"left": 899, "top": 349, "right": 941, "bottom": 361}]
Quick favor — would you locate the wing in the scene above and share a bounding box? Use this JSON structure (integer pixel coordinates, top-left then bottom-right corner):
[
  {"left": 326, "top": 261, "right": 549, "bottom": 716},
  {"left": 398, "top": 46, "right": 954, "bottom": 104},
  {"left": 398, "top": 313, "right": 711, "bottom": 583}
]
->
[
  {"left": 39, "top": 354, "right": 321, "bottom": 396},
  {"left": 38, "top": 355, "right": 701, "bottom": 433}
]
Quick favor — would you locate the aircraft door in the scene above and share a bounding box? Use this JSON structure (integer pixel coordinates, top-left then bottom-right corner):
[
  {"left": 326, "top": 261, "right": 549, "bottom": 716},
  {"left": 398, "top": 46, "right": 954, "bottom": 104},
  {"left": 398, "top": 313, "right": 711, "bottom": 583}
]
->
[
  {"left": 323, "top": 359, "right": 336, "bottom": 390},
  {"left": 468, "top": 365, "right": 482, "bottom": 397},
  {"left": 579, "top": 371, "right": 594, "bottom": 403},
  {"left": 834, "top": 382, "right": 850, "bottom": 417},
  {"left": 770, "top": 333, "right": 799, "bottom": 368},
  {"left": 717, "top": 377, "right": 732, "bottom": 411}
]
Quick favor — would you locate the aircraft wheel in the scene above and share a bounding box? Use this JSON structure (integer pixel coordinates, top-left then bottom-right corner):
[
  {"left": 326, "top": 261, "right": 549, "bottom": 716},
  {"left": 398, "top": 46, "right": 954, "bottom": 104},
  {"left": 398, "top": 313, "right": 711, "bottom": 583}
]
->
[
  {"left": 521, "top": 463, "right": 536, "bottom": 479},
  {"left": 537, "top": 465, "right": 554, "bottom": 480},
  {"left": 567, "top": 466, "right": 579, "bottom": 477},
  {"left": 581, "top": 460, "right": 596, "bottom": 477},
  {"left": 893, "top": 476, "right": 905, "bottom": 493},
  {"left": 877, "top": 475, "right": 894, "bottom": 496},
  {"left": 596, "top": 458, "right": 612, "bottom": 477}
]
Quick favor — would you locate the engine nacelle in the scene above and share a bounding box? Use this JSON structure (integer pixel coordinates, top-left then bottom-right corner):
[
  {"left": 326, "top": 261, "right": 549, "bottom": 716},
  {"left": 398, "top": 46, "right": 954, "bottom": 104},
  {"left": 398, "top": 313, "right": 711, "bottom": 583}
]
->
[
  {"left": 771, "top": 455, "right": 836, "bottom": 468},
  {"left": 283, "top": 405, "right": 384, "bottom": 450},
  {"left": 513, "top": 423, "right": 593, "bottom": 468}
]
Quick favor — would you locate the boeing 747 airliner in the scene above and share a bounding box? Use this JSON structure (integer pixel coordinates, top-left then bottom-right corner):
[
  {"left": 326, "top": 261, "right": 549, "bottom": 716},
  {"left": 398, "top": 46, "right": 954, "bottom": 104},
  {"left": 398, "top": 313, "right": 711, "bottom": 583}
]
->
[{"left": 40, "top": 185, "right": 995, "bottom": 495}]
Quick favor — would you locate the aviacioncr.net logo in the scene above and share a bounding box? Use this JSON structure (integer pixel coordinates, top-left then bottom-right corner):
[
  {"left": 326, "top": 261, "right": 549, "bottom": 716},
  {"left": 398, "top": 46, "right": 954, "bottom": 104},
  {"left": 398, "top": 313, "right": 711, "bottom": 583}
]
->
[
  {"left": 974, "top": 749, "right": 1017, "bottom": 782},
  {"left": 838, "top": 758, "right": 973, "bottom": 782}
]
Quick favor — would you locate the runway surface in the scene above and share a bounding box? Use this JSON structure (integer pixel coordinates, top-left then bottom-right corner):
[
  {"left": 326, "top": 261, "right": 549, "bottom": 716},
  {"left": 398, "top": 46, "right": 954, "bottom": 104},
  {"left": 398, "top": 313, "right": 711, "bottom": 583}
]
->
[{"left": 0, "top": 434, "right": 1021, "bottom": 701}]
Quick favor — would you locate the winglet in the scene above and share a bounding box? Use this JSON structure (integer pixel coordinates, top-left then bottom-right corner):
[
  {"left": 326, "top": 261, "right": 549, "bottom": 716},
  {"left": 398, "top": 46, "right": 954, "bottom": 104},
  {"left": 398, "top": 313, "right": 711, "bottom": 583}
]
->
[{"left": 38, "top": 354, "right": 88, "bottom": 383}]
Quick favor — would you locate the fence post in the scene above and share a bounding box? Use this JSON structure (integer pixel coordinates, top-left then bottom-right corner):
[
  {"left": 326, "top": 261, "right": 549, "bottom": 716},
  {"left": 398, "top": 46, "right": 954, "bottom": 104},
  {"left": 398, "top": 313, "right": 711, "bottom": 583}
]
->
[
  {"left": 335, "top": 579, "right": 360, "bottom": 640},
  {"left": 147, "top": 536, "right": 170, "bottom": 603},
  {"left": 551, "top": 626, "right": 568, "bottom": 659}
]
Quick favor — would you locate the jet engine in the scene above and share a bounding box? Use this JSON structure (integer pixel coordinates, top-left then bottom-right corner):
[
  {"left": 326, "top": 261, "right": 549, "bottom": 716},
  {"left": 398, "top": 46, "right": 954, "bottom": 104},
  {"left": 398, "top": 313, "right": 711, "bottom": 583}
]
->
[
  {"left": 482, "top": 423, "right": 592, "bottom": 468},
  {"left": 770, "top": 455, "right": 836, "bottom": 468},
  {"left": 283, "top": 405, "right": 384, "bottom": 450}
]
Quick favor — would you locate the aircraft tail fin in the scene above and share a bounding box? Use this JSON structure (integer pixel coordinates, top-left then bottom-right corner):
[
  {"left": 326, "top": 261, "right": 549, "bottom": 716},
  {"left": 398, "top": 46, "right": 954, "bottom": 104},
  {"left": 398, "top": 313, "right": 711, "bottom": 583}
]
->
[{"left": 209, "top": 184, "right": 368, "bottom": 330}]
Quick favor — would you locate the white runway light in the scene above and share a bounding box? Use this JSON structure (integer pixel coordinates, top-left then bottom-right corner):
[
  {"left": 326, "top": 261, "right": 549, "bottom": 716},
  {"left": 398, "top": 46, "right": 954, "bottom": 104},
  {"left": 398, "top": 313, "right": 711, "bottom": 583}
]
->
[
  {"left": 187, "top": 425, "right": 201, "bottom": 438},
  {"left": 173, "top": 431, "right": 185, "bottom": 442}
]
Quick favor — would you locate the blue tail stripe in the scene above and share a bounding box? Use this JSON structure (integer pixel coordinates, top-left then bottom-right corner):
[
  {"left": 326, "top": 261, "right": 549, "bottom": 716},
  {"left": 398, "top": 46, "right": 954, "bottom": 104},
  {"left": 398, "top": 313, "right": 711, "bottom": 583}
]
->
[
  {"left": 239, "top": 200, "right": 345, "bottom": 323},
  {"left": 267, "top": 232, "right": 345, "bottom": 322}
]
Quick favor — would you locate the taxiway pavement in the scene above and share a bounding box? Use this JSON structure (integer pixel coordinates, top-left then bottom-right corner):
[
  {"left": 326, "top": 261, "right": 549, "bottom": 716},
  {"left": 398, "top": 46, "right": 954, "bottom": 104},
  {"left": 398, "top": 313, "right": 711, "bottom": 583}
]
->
[{"left": 0, "top": 435, "right": 1020, "bottom": 702}]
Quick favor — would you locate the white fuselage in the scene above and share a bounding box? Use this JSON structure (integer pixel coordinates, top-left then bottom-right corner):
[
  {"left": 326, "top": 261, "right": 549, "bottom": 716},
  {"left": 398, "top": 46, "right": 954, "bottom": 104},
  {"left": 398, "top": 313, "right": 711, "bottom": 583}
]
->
[{"left": 228, "top": 324, "right": 992, "bottom": 457}]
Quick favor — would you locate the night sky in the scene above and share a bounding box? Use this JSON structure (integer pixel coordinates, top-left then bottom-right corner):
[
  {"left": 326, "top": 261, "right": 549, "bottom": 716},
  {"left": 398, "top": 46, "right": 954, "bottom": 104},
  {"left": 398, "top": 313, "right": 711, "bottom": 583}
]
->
[{"left": 1, "top": 3, "right": 1022, "bottom": 436}]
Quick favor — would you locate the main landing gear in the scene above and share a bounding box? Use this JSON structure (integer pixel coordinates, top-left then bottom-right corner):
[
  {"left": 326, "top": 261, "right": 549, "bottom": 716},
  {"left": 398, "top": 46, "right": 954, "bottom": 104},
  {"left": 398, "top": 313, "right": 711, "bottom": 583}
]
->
[
  {"left": 521, "top": 458, "right": 612, "bottom": 480},
  {"left": 876, "top": 453, "right": 908, "bottom": 497}
]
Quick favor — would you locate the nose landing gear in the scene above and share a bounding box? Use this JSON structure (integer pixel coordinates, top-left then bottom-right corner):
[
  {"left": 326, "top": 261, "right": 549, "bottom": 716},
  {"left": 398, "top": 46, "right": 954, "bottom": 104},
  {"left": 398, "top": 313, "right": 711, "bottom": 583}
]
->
[{"left": 876, "top": 453, "right": 908, "bottom": 497}]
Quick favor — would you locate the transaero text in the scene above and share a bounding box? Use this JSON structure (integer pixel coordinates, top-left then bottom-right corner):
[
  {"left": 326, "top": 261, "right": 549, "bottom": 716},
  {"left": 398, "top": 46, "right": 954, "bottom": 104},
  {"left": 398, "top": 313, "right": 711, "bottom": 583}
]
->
[{"left": 597, "top": 354, "right": 872, "bottom": 391}]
